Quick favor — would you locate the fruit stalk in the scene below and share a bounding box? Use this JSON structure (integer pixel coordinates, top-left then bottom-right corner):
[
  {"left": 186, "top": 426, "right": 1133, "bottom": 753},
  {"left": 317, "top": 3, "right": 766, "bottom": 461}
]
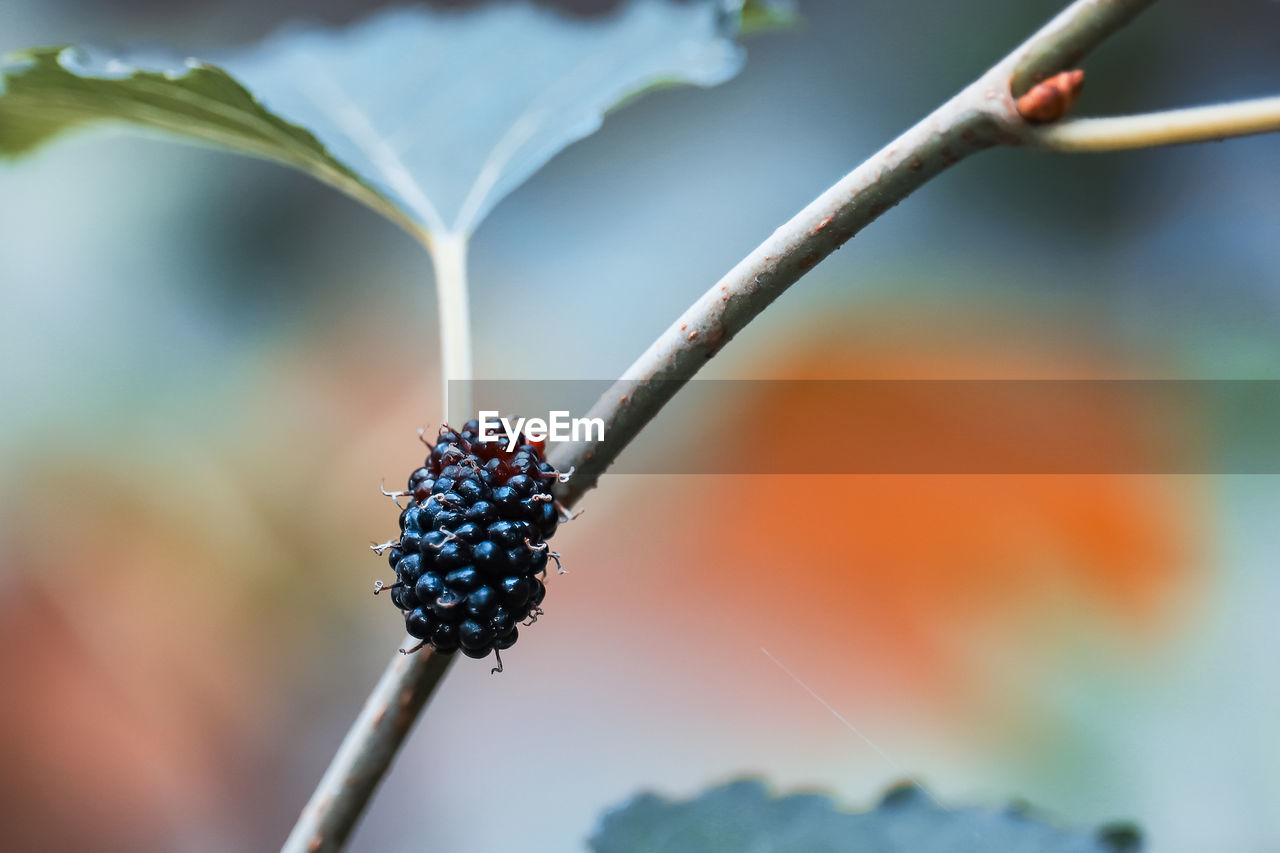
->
[{"left": 429, "top": 231, "right": 473, "bottom": 428}]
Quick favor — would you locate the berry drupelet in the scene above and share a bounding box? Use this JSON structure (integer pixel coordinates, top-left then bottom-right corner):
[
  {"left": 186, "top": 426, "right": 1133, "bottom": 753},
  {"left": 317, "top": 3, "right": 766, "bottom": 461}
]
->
[{"left": 374, "top": 420, "right": 566, "bottom": 672}]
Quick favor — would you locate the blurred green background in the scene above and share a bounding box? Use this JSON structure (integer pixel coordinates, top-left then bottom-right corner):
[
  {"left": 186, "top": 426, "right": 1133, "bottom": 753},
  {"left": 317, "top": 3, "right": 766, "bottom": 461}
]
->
[{"left": 2, "top": 0, "right": 1278, "bottom": 850}]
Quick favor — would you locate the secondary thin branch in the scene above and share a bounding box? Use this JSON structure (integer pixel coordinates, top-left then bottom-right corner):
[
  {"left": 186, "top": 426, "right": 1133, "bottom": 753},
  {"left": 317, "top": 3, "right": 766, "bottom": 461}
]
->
[{"left": 1028, "top": 95, "right": 1280, "bottom": 152}]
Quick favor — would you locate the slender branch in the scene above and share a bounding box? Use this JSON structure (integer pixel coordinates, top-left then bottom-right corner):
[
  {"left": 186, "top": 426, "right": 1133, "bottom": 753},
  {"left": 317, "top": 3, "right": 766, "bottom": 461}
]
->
[
  {"left": 281, "top": 650, "right": 452, "bottom": 852},
  {"left": 287, "top": 0, "right": 1168, "bottom": 849},
  {"left": 1028, "top": 95, "right": 1280, "bottom": 152},
  {"left": 549, "top": 0, "right": 1158, "bottom": 504},
  {"left": 1008, "top": 0, "right": 1157, "bottom": 97}
]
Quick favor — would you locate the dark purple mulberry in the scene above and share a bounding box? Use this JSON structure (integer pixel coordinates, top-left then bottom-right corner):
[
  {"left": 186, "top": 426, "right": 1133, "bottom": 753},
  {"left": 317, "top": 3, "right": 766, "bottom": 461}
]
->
[{"left": 376, "top": 419, "right": 563, "bottom": 670}]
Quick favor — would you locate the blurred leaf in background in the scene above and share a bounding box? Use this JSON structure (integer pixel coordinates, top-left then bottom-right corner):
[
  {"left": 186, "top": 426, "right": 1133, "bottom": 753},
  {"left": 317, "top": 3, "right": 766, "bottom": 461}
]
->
[
  {"left": 591, "top": 779, "right": 1140, "bottom": 853},
  {"left": 0, "top": 0, "right": 759, "bottom": 240}
]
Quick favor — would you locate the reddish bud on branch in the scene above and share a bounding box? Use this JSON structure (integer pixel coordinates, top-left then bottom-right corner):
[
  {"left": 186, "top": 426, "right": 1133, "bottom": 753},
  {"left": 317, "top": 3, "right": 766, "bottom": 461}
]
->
[{"left": 1015, "top": 69, "right": 1085, "bottom": 123}]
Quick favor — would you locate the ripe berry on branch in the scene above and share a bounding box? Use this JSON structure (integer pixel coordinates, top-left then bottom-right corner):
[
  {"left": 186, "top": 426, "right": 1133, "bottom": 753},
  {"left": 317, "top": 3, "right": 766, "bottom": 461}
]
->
[{"left": 372, "top": 419, "right": 569, "bottom": 673}]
